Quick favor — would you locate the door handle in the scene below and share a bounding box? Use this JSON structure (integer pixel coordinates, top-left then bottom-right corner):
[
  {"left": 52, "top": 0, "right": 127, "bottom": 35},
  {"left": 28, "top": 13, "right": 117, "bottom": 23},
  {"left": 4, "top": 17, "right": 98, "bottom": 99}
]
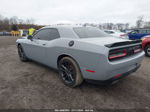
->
[{"left": 42, "top": 43, "right": 46, "bottom": 46}]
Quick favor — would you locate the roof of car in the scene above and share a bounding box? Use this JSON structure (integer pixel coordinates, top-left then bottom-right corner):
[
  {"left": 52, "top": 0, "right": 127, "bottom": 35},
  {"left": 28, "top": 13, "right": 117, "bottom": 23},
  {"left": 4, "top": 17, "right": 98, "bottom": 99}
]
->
[
  {"left": 39, "top": 25, "right": 102, "bottom": 38},
  {"left": 42, "top": 25, "right": 84, "bottom": 29},
  {"left": 40, "top": 25, "right": 85, "bottom": 38}
]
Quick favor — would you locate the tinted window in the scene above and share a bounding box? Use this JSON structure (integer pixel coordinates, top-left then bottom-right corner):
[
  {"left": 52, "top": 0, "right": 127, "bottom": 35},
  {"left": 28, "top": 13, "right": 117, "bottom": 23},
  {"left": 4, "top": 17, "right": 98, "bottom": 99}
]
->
[
  {"left": 73, "top": 27, "right": 110, "bottom": 38},
  {"left": 139, "top": 30, "right": 147, "bottom": 34},
  {"left": 105, "top": 31, "right": 114, "bottom": 34},
  {"left": 146, "top": 30, "right": 150, "bottom": 33},
  {"left": 131, "top": 30, "right": 138, "bottom": 34},
  {"left": 33, "top": 28, "right": 60, "bottom": 40}
]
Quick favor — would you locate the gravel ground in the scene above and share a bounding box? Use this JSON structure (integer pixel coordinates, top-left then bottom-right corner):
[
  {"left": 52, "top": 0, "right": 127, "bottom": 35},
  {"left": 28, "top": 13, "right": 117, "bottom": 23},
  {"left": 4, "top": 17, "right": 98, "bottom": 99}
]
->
[{"left": 0, "top": 36, "right": 150, "bottom": 110}]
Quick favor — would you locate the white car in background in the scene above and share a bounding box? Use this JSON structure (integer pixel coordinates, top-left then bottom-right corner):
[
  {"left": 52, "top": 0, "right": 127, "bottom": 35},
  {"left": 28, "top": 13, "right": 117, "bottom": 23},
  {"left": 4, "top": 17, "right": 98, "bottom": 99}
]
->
[{"left": 104, "top": 30, "right": 128, "bottom": 39}]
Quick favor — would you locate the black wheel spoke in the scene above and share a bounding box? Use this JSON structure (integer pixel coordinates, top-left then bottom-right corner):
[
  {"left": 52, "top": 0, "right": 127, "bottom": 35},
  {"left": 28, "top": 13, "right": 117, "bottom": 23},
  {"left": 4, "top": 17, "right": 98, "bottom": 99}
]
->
[
  {"left": 61, "top": 65, "right": 67, "bottom": 71},
  {"left": 68, "top": 73, "right": 74, "bottom": 82}
]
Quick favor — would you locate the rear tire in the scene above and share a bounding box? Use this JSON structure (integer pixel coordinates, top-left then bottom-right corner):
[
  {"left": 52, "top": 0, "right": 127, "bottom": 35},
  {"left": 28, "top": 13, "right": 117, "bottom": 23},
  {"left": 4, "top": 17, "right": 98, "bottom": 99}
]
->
[
  {"left": 58, "top": 57, "right": 83, "bottom": 88},
  {"left": 144, "top": 44, "right": 150, "bottom": 57},
  {"left": 18, "top": 45, "right": 28, "bottom": 62}
]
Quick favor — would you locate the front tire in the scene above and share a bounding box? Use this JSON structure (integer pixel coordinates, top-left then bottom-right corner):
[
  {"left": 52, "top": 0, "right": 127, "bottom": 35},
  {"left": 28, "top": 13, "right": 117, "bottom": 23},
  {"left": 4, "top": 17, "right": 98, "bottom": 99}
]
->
[
  {"left": 144, "top": 44, "right": 150, "bottom": 57},
  {"left": 18, "top": 45, "right": 28, "bottom": 62},
  {"left": 58, "top": 57, "right": 83, "bottom": 88}
]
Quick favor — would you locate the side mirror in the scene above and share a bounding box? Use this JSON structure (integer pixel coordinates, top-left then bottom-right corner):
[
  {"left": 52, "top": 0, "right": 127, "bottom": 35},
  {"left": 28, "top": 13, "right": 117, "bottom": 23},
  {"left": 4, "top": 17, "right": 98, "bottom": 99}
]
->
[{"left": 27, "top": 35, "right": 33, "bottom": 40}]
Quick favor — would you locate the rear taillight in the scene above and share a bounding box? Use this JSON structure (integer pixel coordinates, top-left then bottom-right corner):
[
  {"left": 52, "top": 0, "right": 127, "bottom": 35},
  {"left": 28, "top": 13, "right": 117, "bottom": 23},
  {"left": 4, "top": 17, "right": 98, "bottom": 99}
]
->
[
  {"left": 109, "top": 49, "right": 127, "bottom": 60},
  {"left": 120, "top": 34, "right": 127, "bottom": 37},
  {"left": 133, "top": 46, "right": 142, "bottom": 53},
  {"left": 134, "top": 49, "right": 142, "bottom": 53},
  {"left": 113, "top": 74, "right": 122, "bottom": 79},
  {"left": 108, "top": 45, "right": 142, "bottom": 61}
]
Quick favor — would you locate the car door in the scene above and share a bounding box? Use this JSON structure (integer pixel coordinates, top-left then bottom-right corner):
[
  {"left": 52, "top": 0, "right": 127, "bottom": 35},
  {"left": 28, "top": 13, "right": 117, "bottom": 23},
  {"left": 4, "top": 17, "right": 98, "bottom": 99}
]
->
[
  {"left": 24, "top": 28, "right": 60, "bottom": 66},
  {"left": 27, "top": 29, "right": 51, "bottom": 64},
  {"left": 44, "top": 28, "right": 61, "bottom": 67}
]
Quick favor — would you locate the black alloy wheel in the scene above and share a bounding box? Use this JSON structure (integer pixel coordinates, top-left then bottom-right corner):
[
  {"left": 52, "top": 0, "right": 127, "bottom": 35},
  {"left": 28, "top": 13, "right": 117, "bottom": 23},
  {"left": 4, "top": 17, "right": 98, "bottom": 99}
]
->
[
  {"left": 145, "top": 44, "right": 150, "bottom": 57},
  {"left": 58, "top": 57, "right": 83, "bottom": 87}
]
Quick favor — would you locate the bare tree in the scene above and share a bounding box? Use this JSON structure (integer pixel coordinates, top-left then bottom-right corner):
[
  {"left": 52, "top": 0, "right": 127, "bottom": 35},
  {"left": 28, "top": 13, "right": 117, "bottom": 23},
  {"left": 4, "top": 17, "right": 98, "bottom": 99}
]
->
[
  {"left": 0, "top": 14, "right": 39, "bottom": 31},
  {"left": 0, "top": 15, "right": 4, "bottom": 24},
  {"left": 25, "top": 18, "right": 35, "bottom": 24},
  {"left": 125, "top": 23, "right": 129, "bottom": 29},
  {"left": 136, "top": 16, "right": 144, "bottom": 28},
  {"left": 116, "top": 23, "right": 124, "bottom": 30},
  {"left": 9, "top": 16, "right": 19, "bottom": 24},
  {"left": 144, "top": 21, "right": 150, "bottom": 28},
  {"left": 18, "top": 19, "right": 24, "bottom": 24},
  {"left": 3, "top": 17, "right": 10, "bottom": 25}
]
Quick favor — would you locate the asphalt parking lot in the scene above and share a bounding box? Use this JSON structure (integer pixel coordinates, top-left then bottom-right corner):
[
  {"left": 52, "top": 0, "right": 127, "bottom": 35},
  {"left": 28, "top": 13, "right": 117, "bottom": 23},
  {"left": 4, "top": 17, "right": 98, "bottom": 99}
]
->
[{"left": 0, "top": 36, "right": 150, "bottom": 110}]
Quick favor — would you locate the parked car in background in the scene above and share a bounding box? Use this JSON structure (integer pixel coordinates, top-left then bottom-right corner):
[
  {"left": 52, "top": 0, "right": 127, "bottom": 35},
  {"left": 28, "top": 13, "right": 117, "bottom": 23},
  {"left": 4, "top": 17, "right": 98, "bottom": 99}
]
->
[
  {"left": 16, "top": 26, "right": 144, "bottom": 87},
  {"left": 122, "top": 29, "right": 133, "bottom": 34},
  {"left": 104, "top": 30, "right": 128, "bottom": 39},
  {"left": 142, "top": 35, "right": 150, "bottom": 57},
  {"left": 128, "top": 29, "right": 150, "bottom": 40},
  {"left": 0, "top": 32, "right": 3, "bottom": 36},
  {"left": 22, "top": 30, "right": 29, "bottom": 36},
  {"left": 4, "top": 32, "right": 11, "bottom": 36},
  {"left": 0, "top": 32, "right": 11, "bottom": 36}
]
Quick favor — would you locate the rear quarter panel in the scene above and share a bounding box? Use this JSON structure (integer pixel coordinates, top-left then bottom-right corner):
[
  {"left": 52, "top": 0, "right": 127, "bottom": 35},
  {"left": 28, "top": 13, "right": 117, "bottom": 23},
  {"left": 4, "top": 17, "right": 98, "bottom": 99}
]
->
[{"left": 45, "top": 38, "right": 109, "bottom": 79}]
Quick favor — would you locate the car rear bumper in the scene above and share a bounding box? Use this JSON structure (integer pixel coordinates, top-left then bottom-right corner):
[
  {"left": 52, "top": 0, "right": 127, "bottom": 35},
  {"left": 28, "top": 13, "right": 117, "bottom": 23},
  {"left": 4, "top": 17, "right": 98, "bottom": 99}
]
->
[
  {"left": 85, "top": 64, "right": 141, "bottom": 85},
  {"left": 81, "top": 51, "right": 144, "bottom": 81}
]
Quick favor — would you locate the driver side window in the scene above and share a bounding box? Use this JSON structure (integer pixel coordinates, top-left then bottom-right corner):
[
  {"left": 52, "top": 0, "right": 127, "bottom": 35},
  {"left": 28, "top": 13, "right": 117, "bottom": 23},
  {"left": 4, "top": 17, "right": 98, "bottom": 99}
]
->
[
  {"left": 131, "top": 31, "right": 138, "bottom": 34},
  {"left": 33, "top": 28, "right": 60, "bottom": 41},
  {"left": 33, "top": 29, "right": 45, "bottom": 40}
]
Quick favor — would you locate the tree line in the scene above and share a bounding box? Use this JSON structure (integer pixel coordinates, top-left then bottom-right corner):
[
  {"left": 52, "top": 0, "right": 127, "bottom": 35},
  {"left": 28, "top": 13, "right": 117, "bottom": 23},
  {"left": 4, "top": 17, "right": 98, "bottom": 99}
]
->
[
  {"left": 83, "top": 23, "right": 129, "bottom": 30},
  {"left": 83, "top": 16, "right": 150, "bottom": 30},
  {"left": 0, "top": 14, "right": 150, "bottom": 32},
  {"left": 136, "top": 16, "right": 150, "bottom": 29},
  {"left": 0, "top": 15, "right": 43, "bottom": 31}
]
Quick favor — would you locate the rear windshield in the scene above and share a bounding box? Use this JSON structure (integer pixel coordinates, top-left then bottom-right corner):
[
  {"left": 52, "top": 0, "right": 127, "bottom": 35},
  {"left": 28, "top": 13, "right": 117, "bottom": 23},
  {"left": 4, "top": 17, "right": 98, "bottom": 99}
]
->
[{"left": 73, "top": 27, "right": 110, "bottom": 38}]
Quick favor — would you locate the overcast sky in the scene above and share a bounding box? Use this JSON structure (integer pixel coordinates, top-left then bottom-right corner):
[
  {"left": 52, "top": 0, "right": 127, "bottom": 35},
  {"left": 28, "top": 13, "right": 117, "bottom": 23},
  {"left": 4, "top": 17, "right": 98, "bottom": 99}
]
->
[{"left": 0, "top": 0, "right": 149, "bottom": 25}]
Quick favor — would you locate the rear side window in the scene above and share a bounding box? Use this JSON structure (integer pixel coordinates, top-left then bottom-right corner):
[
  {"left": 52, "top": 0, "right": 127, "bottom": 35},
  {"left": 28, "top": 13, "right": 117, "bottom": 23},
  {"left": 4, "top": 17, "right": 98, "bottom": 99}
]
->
[
  {"left": 33, "top": 28, "right": 60, "bottom": 41},
  {"left": 73, "top": 27, "right": 109, "bottom": 38}
]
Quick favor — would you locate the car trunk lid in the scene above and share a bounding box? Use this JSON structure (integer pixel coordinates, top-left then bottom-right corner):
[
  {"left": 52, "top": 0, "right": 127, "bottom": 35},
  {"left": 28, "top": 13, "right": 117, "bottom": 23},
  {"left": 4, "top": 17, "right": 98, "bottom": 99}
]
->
[
  {"left": 79, "top": 37, "right": 127, "bottom": 46},
  {"left": 79, "top": 37, "right": 142, "bottom": 61}
]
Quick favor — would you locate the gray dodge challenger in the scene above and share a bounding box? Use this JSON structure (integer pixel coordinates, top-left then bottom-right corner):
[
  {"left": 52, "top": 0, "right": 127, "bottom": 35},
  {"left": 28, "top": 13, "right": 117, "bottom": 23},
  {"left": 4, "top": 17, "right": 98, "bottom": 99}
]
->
[{"left": 16, "top": 25, "right": 144, "bottom": 87}]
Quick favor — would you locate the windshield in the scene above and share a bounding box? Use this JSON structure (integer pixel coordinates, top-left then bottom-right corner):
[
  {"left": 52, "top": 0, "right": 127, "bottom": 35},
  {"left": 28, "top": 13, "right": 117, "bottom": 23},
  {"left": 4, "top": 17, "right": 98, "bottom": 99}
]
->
[{"left": 73, "top": 27, "right": 110, "bottom": 38}]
